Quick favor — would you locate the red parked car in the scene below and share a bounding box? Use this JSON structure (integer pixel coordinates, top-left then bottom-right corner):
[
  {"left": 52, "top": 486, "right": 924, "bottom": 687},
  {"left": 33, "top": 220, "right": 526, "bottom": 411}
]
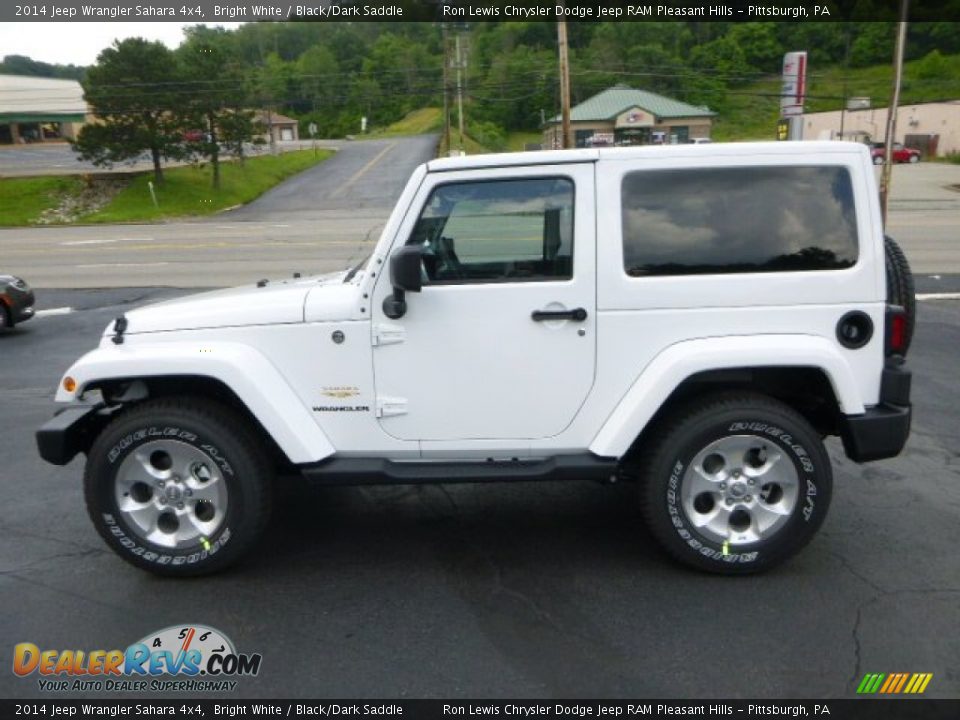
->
[{"left": 871, "top": 142, "right": 921, "bottom": 164}]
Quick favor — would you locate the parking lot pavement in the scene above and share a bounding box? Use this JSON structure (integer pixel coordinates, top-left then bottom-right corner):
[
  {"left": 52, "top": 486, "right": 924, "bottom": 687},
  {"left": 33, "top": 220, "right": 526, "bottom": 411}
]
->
[{"left": 1, "top": 288, "right": 958, "bottom": 699}]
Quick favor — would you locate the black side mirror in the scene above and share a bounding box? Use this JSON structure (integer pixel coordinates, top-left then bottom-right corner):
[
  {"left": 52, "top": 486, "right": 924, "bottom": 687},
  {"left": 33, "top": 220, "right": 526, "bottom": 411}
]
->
[
  {"left": 382, "top": 245, "right": 423, "bottom": 320},
  {"left": 390, "top": 245, "right": 423, "bottom": 292}
]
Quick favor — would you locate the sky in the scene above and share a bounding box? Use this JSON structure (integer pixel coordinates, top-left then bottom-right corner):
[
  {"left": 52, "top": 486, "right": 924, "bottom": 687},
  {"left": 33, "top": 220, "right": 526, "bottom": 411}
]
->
[{"left": 0, "top": 23, "right": 246, "bottom": 67}]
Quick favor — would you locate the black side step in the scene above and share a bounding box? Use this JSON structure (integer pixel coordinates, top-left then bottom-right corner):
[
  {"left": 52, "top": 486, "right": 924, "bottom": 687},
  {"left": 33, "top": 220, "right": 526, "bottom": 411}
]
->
[{"left": 299, "top": 454, "right": 618, "bottom": 487}]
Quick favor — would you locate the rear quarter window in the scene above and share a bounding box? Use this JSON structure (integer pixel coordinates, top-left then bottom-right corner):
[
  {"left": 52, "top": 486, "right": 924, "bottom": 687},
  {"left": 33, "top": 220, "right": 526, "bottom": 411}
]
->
[{"left": 621, "top": 166, "right": 859, "bottom": 276}]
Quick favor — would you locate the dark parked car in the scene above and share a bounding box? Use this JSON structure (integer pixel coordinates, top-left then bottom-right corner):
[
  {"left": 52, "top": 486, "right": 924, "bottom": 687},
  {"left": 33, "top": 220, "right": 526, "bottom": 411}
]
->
[
  {"left": 871, "top": 142, "right": 921, "bottom": 164},
  {"left": 0, "top": 275, "right": 35, "bottom": 329}
]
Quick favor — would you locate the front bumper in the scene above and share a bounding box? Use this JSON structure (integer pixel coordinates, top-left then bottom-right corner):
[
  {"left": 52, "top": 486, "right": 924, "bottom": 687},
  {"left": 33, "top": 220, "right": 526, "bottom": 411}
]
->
[
  {"left": 14, "top": 304, "right": 35, "bottom": 323},
  {"left": 36, "top": 404, "right": 108, "bottom": 466},
  {"left": 839, "top": 364, "right": 911, "bottom": 463}
]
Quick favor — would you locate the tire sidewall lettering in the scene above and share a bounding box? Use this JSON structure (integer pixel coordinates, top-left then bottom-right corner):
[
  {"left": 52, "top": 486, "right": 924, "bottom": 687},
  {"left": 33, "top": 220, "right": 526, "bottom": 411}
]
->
[
  {"left": 106, "top": 426, "right": 199, "bottom": 464},
  {"left": 103, "top": 511, "right": 233, "bottom": 565}
]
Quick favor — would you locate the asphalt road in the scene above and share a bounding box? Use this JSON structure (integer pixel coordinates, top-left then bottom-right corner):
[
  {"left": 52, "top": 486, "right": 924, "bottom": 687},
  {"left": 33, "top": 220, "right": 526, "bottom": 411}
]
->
[
  {"left": 0, "top": 135, "right": 439, "bottom": 287},
  {"left": 2, "top": 145, "right": 959, "bottom": 287},
  {"left": 1, "top": 289, "right": 958, "bottom": 700},
  {"left": 0, "top": 139, "right": 338, "bottom": 177}
]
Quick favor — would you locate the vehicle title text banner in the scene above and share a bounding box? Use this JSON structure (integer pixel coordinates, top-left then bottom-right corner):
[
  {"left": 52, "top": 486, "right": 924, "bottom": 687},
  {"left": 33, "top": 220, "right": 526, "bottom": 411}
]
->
[
  {"left": 4, "top": 699, "right": 960, "bottom": 720},
  {"left": 5, "top": 0, "right": 960, "bottom": 23}
]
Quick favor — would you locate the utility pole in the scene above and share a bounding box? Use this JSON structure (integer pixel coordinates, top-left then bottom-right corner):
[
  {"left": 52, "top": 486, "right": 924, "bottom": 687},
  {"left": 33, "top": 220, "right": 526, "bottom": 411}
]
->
[
  {"left": 455, "top": 33, "right": 465, "bottom": 154},
  {"left": 255, "top": 24, "right": 277, "bottom": 156},
  {"left": 557, "top": 18, "right": 571, "bottom": 149},
  {"left": 267, "top": 105, "right": 276, "bottom": 155},
  {"left": 880, "top": 0, "right": 909, "bottom": 225},
  {"left": 442, "top": 23, "right": 451, "bottom": 155}
]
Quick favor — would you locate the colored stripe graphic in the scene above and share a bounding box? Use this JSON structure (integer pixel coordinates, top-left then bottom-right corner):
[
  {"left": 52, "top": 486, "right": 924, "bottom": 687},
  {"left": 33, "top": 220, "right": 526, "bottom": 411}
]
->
[
  {"left": 893, "top": 673, "right": 909, "bottom": 693},
  {"left": 857, "top": 673, "right": 884, "bottom": 694},
  {"left": 857, "top": 672, "right": 932, "bottom": 694}
]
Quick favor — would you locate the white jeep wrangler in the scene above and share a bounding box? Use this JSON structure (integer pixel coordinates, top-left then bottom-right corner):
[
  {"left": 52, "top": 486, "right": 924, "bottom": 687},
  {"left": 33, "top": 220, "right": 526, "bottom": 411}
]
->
[{"left": 37, "top": 142, "right": 914, "bottom": 576}]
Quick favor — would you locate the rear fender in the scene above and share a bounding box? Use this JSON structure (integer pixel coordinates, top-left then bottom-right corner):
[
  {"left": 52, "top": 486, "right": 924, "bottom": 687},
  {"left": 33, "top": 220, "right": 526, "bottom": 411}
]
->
[{"left": 589, "top": 335, "right": 865, "bottom": 458}]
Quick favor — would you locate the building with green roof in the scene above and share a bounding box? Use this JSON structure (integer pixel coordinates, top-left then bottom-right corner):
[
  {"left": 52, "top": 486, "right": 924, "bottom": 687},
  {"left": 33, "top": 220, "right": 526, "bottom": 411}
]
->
[
  {"left": 543, "top": 85, "right": 716, "bottom": 149},
  {"left": 0, "top": 74, "right": 88, "bottom": 145}
]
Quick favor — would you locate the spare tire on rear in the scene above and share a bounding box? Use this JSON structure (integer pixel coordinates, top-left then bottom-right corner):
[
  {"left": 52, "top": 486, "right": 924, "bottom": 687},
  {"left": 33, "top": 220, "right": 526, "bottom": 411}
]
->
[{"left": 884, "top": 235, "right": 916, "bottom": 356}]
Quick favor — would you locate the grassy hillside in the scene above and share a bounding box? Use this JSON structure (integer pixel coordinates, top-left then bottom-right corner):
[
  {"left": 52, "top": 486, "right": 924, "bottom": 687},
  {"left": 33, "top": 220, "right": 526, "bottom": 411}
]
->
[
  {"left": 0, "top": 176, "right": 84, "bottom": 225},
  {"left": 85, "top": 149, "right": 333, "bottom": 223},
  {"left": 368, "top": 108, "right": 442, "bottom": 138},
  {"left": 715, "top": 51, "right": 960, "bottom": 141},
  {"left": 0, "top": 149, "right": 333, "bottom": 226}
]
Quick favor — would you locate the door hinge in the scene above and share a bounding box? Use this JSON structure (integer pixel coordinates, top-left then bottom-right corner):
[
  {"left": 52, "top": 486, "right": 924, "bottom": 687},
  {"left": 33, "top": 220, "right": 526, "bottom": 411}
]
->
[
  {"left": 372, "top": 323, "right": 405, "bottom": 347},
  {"left": 376, "top": 396, "right": 408, "bottom": 418}
]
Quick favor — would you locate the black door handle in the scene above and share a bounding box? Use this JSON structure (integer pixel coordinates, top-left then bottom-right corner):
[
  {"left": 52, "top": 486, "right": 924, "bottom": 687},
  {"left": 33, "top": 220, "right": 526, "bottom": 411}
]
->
[{"left": 531, "top": 307, "right": 588, "bottom": 322}]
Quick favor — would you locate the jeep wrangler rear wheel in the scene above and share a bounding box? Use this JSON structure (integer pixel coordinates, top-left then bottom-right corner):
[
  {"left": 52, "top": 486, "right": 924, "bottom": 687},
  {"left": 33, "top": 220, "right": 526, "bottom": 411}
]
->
[
  {"left": 639, "top": 393, "right": 832, "bottom": 574},
  {"left": 84, "top": 397, "right": 272, "bottom": 576}
]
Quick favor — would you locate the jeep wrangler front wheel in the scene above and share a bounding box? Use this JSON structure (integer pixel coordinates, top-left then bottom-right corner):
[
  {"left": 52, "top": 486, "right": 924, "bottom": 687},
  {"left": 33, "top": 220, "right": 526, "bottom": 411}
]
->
[
  {"left": 84, "top": 397, "right": 272, "bottom": 576},
  {"left": 639, "top": 393, "right": 832, "bottom": 574}
]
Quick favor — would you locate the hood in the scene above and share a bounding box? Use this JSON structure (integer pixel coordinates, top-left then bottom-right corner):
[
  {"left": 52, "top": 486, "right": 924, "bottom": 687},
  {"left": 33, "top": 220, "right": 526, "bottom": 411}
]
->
[{"left": 118, "top": 271, "right": 348, "bottom": 335}]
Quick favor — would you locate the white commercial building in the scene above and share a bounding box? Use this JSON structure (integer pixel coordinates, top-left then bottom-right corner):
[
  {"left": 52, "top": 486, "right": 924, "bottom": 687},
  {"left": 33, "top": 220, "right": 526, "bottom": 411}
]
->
[{"left": 802, "top": 100, "right": 960, "bottom": 157}]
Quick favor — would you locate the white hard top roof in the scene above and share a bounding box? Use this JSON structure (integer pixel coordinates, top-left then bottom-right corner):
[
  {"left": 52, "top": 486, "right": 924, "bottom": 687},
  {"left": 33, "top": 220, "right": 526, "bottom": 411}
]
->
[{"left": 426, "top": 141, "right": 868, "bottom": 172}]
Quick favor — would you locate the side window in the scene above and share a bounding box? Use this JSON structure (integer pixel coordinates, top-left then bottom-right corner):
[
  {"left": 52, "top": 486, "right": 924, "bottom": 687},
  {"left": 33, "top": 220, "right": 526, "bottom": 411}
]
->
[
  {"left": 621, "top": 166, "right": 858, "bottom": 276},
  {"left": 407, "top": 177, "right": 574, "bottom": 284}
]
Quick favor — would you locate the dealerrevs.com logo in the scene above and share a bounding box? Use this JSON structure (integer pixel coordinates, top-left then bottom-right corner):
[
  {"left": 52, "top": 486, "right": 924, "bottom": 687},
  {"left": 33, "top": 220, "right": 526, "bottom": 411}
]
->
[{"left": 13, "top": 624, "right": 261, "bottom": 692}]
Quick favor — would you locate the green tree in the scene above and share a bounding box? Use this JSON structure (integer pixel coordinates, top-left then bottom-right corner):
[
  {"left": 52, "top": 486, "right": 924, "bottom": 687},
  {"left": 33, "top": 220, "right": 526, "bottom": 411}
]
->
[
  {"left": 361, "top": 33, "right": 439, "bottom": 124},
  {"left": 298, "top": 45, "right": 340, "bottom": 113},
  {"left": 912, "top": 49, "right": 950, "bottom": 79},
  {"left": 728, "top": 23, "right": 782, "bottom": 73},
  {"left": 176, "top": 26, "right": 254, "bottom": 189},
  {"left": 73, "top": 38, "right": 184, "bottom": 185},
  {"left": 472, "top": 44, "right": 555, "bottom": 131},
  {"left": 848, "top": 23, "right": 894, "bottom": 67},
  {"left": 0, "top": 54, "right": 85, "bottom": 80},
  {"left": 251, "top": 52, "right": 295, "bottom": 151}
]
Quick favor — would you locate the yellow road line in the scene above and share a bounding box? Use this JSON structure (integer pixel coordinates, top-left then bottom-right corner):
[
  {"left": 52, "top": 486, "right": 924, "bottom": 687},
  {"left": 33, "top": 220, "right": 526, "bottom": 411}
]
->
[
  {"left": 0, "top": 240, "right": 363, "bottom": 255},
  {"left": 330, "top": 142, "right": 396, "bottom": 199}
]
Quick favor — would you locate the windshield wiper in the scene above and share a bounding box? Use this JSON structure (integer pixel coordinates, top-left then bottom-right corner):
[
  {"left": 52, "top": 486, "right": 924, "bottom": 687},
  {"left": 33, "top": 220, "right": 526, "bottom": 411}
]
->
[{"left": 343, "top": 254, "right": 370, "bottom": 283}]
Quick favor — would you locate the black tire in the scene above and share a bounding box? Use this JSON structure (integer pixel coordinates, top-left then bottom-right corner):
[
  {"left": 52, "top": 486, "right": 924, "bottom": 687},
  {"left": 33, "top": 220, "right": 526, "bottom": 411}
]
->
[
  {"left": 884, "top": 235, "right": 916, "bottom": 356},
  {"left": 639, "top": 392, "right": 832, "bottom": 574},
  {"left": 84, "top": 397, "right": 272, "bottom": 576},
  {"left": 0, "top": 303, "right": 9, "bottom": 329}
]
